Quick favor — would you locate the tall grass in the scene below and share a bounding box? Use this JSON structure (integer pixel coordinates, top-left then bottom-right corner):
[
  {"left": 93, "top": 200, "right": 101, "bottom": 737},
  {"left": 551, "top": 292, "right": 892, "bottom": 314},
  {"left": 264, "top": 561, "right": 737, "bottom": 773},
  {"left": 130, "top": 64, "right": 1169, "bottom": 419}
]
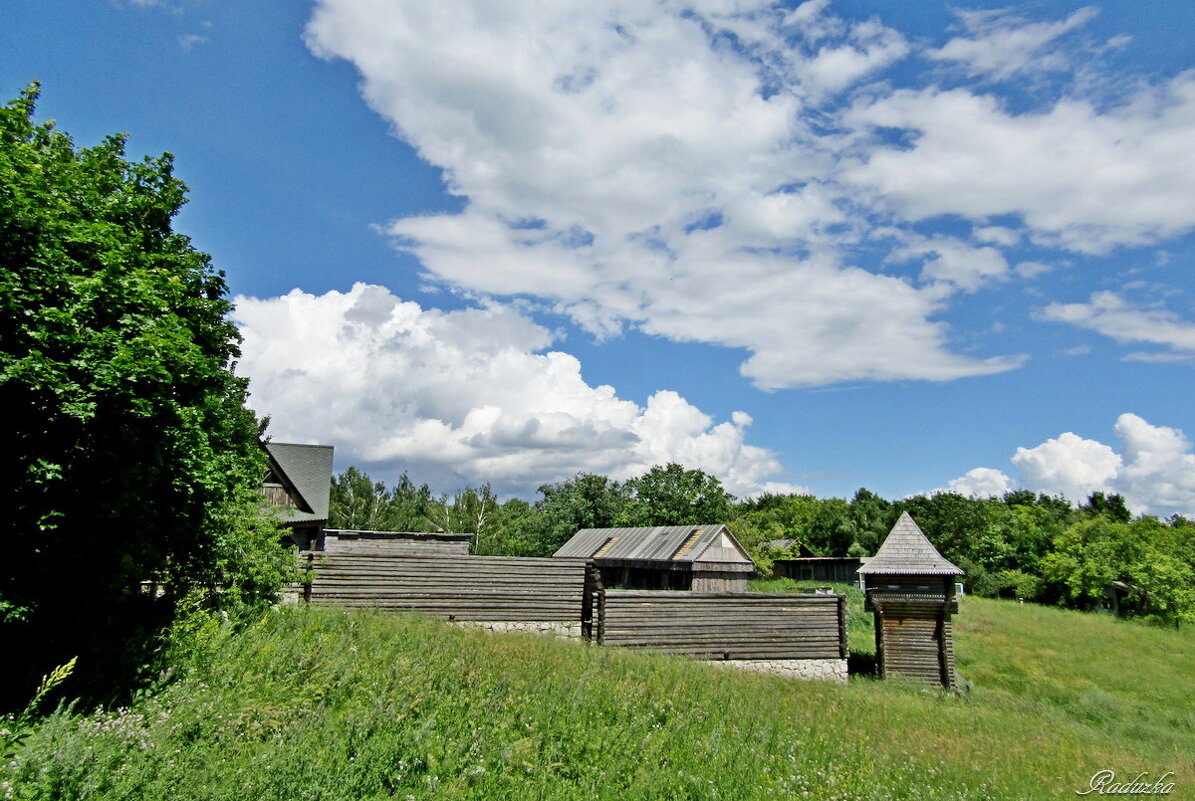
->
[{"left": 3, "top": 598, "right": 1191, "bottom": 800}]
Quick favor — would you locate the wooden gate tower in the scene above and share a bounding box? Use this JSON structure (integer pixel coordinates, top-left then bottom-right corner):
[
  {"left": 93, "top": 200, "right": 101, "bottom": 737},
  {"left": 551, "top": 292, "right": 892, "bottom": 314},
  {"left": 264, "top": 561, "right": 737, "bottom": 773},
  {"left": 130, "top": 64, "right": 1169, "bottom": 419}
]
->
[{"left": 858, "top": 512, "right": 963, "bottom": 688}]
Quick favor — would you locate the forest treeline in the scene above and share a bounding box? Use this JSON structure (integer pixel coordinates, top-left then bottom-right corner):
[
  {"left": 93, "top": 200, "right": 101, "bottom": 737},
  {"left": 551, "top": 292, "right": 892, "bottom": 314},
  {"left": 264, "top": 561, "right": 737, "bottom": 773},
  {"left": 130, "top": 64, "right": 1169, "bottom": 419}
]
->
[{"left": 329, "top": 464, "right": 1195, "bottom": 626}]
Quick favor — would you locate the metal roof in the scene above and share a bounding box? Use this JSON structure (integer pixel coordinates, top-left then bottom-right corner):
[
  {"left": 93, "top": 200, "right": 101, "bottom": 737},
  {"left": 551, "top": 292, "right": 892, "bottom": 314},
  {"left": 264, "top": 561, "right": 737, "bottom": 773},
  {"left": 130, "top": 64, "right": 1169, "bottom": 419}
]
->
[
  {"left": 553, "top": 525, "right": 753, "bottom": 566},
  {"left": 265, "top": 442, "right": 334, "bottom": 524},
  {"left": 857, "top": 512, "right": 963, "bottom": 576}
]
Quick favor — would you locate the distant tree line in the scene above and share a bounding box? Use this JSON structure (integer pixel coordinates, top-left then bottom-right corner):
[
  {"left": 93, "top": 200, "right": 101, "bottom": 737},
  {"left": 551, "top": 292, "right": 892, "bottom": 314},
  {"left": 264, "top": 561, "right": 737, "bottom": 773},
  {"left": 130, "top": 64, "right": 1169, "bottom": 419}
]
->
[{"left": 330, "top": 466, "right": 1195, "bottom": 626}]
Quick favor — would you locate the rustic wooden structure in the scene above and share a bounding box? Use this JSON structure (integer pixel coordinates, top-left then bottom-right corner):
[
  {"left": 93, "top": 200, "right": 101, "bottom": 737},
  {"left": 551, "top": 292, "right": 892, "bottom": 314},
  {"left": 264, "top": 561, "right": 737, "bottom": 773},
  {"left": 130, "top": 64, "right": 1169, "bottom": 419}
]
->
[
  {"left": 302, "top": 552, "right": 601, "bottom": 638},
  {"left": 300, "top": 554, "right": 848, "bottom": 678},
  {"left": 554, "top": 525, "right": 754, "bottom": 592},
  {"left": 319, "top": 529, "right": 472, "bottom": 557},
  {"left": 858, "top": 512, "right": 963, "bottom": 688},
  {"left": 600, "top": 590, "right": 846, "bottom": 661},
  {"left": 771, "top": 556, "right": 867, "bottom": 584},
  {"left": 260, "top": 442, "right": 334, "bottom": 550}
]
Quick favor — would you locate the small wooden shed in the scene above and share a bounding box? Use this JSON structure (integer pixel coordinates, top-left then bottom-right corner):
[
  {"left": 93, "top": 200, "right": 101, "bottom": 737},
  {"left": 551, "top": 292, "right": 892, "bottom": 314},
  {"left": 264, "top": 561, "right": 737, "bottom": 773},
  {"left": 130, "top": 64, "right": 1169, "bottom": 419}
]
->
[
  {"left": 771, "top": 556, "right": 868, "bottom": 584},
  {"left": 857, "top": 512, "right": 963, "bottom": 688},
  {"left": 554, "top": 525, "right": 755, "bottom": 592}
]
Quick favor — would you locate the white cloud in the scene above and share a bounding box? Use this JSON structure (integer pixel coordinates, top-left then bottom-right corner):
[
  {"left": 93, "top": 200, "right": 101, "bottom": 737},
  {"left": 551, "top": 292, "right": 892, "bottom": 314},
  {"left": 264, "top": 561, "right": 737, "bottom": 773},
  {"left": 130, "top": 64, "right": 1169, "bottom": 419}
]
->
[
  {"left": 178, "top": 33, "right": 209, "bottom": 51},
  {"left": 928, "top": 6, "right": 1099, "bottom": 80},
  {"left": 844, "top": 73, "right": 1195, "bottom": 253},
  {"left": 946, "top": 467, "right": 1014, "bottom": 498},
  {"left": 943, "top": 414, "right": 1195, "bottom": 516},
  {"left": 1113, "top": 413, "right": 1195, "bottom": 516},
  {"left": 303, "top": 1, "right": 1195, "bottom": 391},
  {"left": 1011, "top": 431, "right": 1122, "bottom": 503},
  {"left": 1038, "top": 291, "right": 1195, "bottom": 356},
  {"left": 886, "top": 233, "right": 1010, "bottom": 292},
  {"left": 234, "top": 283, "right": 803, "bottom": 498},
  {"left": 304, "top": 0, "right": 1027, "bottom": 390}
]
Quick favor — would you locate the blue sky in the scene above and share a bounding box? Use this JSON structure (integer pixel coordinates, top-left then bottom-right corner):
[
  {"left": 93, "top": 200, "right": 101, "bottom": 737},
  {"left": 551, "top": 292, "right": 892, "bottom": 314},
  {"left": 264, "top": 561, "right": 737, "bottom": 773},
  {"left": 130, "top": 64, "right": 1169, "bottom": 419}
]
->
[{"left": 5, "top": 0, "right": 1195, "bottom": 514}]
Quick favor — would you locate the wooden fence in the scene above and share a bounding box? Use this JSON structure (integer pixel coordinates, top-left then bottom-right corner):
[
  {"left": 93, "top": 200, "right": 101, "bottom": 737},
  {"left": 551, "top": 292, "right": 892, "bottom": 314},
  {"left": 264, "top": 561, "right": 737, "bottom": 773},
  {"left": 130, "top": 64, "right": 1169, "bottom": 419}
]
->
[
  {"left": 599, "top": 590, "right": 847, "bottom": 661},
  {"left": 320, "top": 530, "right": 472, "bottom": 558},
  {"left": 301, "top": 552, "right": 600, "bottom": 637},
  {"left": 299, "top": 555, "right": 847, "bottom": 664}
]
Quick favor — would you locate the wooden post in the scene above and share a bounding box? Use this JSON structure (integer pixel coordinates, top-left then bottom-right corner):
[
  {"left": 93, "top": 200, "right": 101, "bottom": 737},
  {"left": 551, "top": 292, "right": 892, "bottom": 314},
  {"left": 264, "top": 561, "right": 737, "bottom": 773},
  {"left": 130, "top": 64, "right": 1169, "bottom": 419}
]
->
[
  {"left": 837, "top": 594, "right": 848, "bottom": 659},
  {"left": 302, "top": 552, "right": 314, "bottom": 603},
  {"left": 873, "top": 603, "right": 886, "bottom": 679}
]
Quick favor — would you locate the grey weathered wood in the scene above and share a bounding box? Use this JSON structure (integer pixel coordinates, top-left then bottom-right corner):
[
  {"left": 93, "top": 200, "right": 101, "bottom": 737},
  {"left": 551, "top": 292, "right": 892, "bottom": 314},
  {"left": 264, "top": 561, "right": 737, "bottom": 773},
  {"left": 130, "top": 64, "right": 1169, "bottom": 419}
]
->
[
  {"left": 600, "top": 589, "right": 846, "bottom": 661},
  {"left": 303, "top": 553, "right": 599, "bottom": 632}
]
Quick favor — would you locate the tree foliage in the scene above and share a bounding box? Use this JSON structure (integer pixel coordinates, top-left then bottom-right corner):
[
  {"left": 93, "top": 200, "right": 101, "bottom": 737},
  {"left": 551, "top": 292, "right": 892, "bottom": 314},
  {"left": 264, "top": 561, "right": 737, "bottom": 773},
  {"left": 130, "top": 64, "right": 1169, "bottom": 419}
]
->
[
  {"left": 622, "top": 463, "right": 735, "bottom": 527},
  {"left": 328, "top": 467, "right": 432, "bottom": 533},
  {"left": 0, "top": 85, "right": 289, "bottom": 705}
]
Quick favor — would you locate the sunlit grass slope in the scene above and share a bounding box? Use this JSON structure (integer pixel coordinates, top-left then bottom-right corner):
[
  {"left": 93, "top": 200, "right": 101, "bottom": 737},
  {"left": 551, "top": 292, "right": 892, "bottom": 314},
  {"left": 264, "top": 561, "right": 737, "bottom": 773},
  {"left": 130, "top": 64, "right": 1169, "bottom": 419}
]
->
[{"left": 5, "top": 598, "right": 1191, "bottom": 800}]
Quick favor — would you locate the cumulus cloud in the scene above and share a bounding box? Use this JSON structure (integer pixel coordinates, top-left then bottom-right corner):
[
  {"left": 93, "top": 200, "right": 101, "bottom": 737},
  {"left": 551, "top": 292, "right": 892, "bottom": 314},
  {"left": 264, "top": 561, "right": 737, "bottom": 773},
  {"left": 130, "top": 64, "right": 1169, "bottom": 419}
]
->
[
  {"left": 1010, "top": 431, "right": 1122, "bottom": 502},
  {"left": 304, "top": 0, "right": 1056, "bottom": 389},
  {"left": 234, "top": 283, "right": 805, "bottom": 498},
  {"left": 942, "top": 414, "right": 1195, "bottom": 516},
  {"left": 1113, "top": 413, "right": 1195, "bottom": 516},
  {"left": 946, "top": 467, "right": 1014, "bottom": 498},
  {"left": 844, "top": 73, "right": 1195, "bottom": 253},
  {"left": 300, "top": 1, "right": 1195, "bottom": 388}
]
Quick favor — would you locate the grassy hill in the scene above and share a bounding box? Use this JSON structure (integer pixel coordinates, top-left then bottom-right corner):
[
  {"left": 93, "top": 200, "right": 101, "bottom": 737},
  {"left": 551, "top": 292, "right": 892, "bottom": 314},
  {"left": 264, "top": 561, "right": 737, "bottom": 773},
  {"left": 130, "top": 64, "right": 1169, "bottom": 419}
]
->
[{"left": 4, "top": 595, "right": 1191, "bottom": 800}]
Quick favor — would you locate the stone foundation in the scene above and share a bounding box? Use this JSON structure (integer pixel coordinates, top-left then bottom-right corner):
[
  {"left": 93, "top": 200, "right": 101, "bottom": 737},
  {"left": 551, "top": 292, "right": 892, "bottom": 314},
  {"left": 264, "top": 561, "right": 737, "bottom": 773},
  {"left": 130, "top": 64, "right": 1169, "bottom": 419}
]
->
[
  {"left": 702, "top": 657, "right": 847, "bottom": 683},
  {"left": 454, "top": 620, "right": 584, "bottom": 639}
]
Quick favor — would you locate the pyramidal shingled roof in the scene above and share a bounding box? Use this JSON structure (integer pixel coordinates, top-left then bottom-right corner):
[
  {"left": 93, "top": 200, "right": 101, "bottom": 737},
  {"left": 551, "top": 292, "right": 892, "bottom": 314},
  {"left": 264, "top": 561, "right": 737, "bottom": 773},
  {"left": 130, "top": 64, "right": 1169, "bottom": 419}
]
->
[{"left": 857, "top": 512, "right": 963, "bottom": 575}]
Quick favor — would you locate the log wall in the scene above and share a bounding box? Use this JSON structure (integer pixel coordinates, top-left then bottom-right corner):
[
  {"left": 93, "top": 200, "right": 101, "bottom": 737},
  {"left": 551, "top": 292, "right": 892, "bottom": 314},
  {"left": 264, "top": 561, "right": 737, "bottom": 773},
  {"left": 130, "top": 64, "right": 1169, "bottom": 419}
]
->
[
  {"left": 320, "top": 530, "right": 472, "bottom": 557},
  {"left": 302, "top": 552, "right": 599, "bottom": 637},
  {"left": 599, "top": 590, "right": 847, "bottom": 661},
  {"left": 868, "top": 589, "right": 958, "bottom": 688}
]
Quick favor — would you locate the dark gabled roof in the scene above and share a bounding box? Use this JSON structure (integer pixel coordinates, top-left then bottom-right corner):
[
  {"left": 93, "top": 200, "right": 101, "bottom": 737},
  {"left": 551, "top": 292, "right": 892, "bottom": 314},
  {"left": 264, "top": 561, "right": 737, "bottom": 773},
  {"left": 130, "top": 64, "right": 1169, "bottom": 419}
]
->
[
  {"left": 553, "top": 525, "right": 754, "bottom": 567},
  {"left": 857, "top": 512, "right": 963, "bottom": 576},
  {"left": 264, "top": 442, "right": 334, "bottom": 524}
]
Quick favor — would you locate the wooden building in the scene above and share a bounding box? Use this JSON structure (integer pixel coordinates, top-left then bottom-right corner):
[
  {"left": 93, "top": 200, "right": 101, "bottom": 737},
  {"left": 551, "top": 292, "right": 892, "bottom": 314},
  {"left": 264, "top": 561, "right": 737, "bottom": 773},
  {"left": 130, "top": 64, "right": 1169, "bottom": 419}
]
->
[
  {"left": 858, "top": 512, "right": 963, "bottom": 689},
  {"left": 771, "top": 556, "right": 868, "bottom": 584},
  {"left": 554, "top": 525, "right": 754, "bottom": 592},
  {"left": 260, "top": 442, "right": 334, "bottom": 550}
]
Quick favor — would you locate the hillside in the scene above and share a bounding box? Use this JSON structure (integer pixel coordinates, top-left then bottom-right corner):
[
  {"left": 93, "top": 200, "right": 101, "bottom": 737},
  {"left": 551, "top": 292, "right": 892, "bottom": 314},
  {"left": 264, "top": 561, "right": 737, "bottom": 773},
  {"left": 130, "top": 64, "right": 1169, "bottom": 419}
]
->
[{"left": 4, "top": 598, "right": 1191, "bottom": 800}]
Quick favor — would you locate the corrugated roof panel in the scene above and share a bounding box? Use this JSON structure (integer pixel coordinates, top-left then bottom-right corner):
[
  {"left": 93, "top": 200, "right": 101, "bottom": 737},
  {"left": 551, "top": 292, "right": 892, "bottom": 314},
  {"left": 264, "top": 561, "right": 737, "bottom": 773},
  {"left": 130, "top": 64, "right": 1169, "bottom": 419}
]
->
[{"left": 554, "top": 525, "right": 753, "bottom": 566}]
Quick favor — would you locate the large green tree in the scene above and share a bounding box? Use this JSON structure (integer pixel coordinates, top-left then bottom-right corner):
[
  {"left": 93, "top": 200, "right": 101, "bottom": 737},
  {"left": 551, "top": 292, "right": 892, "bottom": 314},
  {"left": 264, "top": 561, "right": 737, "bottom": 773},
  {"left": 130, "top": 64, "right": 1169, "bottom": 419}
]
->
[
  {"left": 524, "top": 473, "right": 633, "bottom": 556},
  {"left": 622, "top": 463, "right": 735, "bottom": 527},
  {"left": 0, "top": 85, "right": 289, "bottom": 705}
]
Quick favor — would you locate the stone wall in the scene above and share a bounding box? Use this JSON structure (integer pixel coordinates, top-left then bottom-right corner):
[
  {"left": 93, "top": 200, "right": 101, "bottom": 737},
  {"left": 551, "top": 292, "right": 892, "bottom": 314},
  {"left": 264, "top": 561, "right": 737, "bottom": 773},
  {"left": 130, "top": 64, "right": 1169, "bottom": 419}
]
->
[
  {"left": 702, "top": 657, "right": 847, "bottom": 683},
  {"left": 454, "top": 620, "right": 584, "bottom": 639}
]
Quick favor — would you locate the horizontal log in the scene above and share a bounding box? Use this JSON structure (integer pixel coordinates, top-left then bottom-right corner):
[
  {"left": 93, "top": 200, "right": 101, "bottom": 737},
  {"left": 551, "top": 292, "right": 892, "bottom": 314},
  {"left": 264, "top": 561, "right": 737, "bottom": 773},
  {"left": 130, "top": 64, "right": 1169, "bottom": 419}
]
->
[
  {"left": 310, "top": 595, "right": 581, "bottom": 606},
  {"left": 604, "top": 595, "right": 838, "bottom": 605},
  {"left": 311, "top": 568, "right": 587, "bottom": 579},
  {"left": 604, "top": 642, "right": 840, "bottom": 653},
  {"left": 309, "top": 582, "right": 582, "bottom": 591},
  {"left": 613, "top": 646, "right": 840, "bottom": 658},
  {"left": 304, "top": 553, "right": 589, "bottom": 566}
]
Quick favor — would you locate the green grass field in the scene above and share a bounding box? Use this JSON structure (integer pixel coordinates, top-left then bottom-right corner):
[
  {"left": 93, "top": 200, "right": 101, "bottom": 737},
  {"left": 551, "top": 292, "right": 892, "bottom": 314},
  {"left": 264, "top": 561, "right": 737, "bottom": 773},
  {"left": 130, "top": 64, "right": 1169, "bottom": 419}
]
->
[{"left": 3, "top": 593, "right": 1191, "bottom": 800}]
